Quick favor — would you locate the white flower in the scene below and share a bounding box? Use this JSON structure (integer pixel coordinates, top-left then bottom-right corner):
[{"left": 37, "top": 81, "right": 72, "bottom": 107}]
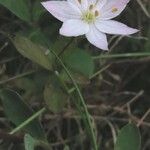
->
[{"left": 41, "top": 0, "right": 138, "bottom": 50}]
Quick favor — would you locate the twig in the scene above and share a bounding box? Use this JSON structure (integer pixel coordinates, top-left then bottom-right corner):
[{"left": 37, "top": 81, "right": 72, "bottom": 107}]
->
[
  {"left": 9, "top": 108, "right": 46, "bottom": 135},
  {"left": 89, "top": 64, "right": 111, "bottom": 79},
  {"left": 136, "top": 0, "right": 150, "bottom": 18},
  {"left": 110, "top": 36, "right": 123, "bottom": 51},
  {"left": 0, "top": 42, "right": 8, "bottom": 53},
  {"left": 137, "top": 109, "right": 150, "bottom": 127},
  {"left": 93, "top": 52, "right": 150, "bottom": 60},
  {"left": 0, "top": 70, "right": 37, "bottom": 85},
  {"left": 0, "top": 130, "right": 23, "bottom": 142},
  {"left": 122, "top": 90, "right": 144, "bottom": 108},
  {"left": 104, "top": 120, "right": 117, "bottom": 144}
]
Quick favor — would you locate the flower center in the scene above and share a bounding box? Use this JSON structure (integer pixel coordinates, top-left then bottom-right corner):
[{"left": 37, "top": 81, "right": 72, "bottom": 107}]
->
[
  {"left": 83, "top": 11, "right": 95, "bottom": 23},
  {"left": 82, "top": 4, "right": 99, "bottom": 23}
]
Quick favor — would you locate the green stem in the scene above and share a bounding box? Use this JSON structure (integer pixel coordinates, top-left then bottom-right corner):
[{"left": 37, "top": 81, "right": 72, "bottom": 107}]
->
[
  {"left": 47, "top": 49, "right": 98, "bottom": 150},
  {"left": 89, "top": 64, "right": 111, "bottom": 79},
  {"left": 58, "top": 37, "right": 75, "bottom": 56},
  {"left": 68, "top": 87, "right": 76, "bottom": 94},
  {"left": 10, "top": 108, "right": 46, "bottom": 135},
  {"left": 0, "top": 70, "right": 37, "bottom": 85},
  {"left": 55, "top": 70, "right": 69, "bottom": 92},
  {"left": 93, "top": 52, "right": 150, "bottom": 60}
]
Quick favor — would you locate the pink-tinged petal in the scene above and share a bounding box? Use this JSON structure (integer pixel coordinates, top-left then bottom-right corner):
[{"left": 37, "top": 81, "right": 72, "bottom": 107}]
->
[
  {"left": 41, "top": 1, "right": 81, "bottom": 22},
  {"left": 100, "top": 0, "right": 130, "bottom": 20},
  {"left": 68, "top": 0, "right": 88, "bottom": 12},
  {"left": 85, "top": 24, "right": 108, "bottom": 50},
  {"left": 95, "top": 20, "right": 139, "bottom": 35},
  {"left": 59, "top": 19, "right": 89, "bottom": 37},
  {"left": 68, "top": 1, "right": 82, "bottom": 15},
  {"left": 88, "top": 0, "right": 97, "bottom": 5},
  {"left": 95, "top": 0, "right": 107, "bottom": 10}
]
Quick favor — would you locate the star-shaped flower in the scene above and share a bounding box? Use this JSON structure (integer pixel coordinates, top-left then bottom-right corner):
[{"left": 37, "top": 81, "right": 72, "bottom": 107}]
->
[{"left": 41, "top": 0, "right": 138, "bottom": 50}]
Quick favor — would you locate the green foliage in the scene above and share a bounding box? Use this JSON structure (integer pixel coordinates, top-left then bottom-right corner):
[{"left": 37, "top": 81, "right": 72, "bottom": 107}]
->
[
  {"left": 0, "top": 0, "right": 31, "bottom": 22},
  {"left": 44, "top": 77, "right": 68, "bottom": 113},
  {"left": 0, "top": 0, "right": 44, "bottom": 22},
  {"left": 64, "top": 49, "right": 94, "bottom": 78},
  {"left": 0, "top": 89, "right": 45, "bottom": 140},
  {"left": 28, "top": 28, "right": 51, "bottom": 47},
  {"left": 12, "top": 35, "right": 53, "bottom": 70},
  {"left": 32, "top": 0, "right": 45, "bottom": 22},
  {"left": 15, "top": 77, "right": 36, "bottom": 92},
  {"left": 24, "top": 134, "right": 37, "bottom": 150},
  {"left": 60, "top": 70, "right": 90, "bottom": 85},
  {"left": 24, "top": 134, "right": 51, "bottom": 150},
  {"left": 114, "top": 123, "right": 141, "bottom": 150},
  {"left": 63, "top": 145, "right": 70, "bottom": 150}
]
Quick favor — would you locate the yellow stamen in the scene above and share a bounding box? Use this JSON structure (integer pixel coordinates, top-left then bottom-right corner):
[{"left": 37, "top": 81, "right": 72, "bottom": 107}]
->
[
  {"left": 112, "top": 7, "right": 118, "bottom": 13},
  {"left": 83, "top": 11, "right": 95, "bottom": 23}
]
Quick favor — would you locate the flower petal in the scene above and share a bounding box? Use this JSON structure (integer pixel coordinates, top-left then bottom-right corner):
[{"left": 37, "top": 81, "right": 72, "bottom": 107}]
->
[
  {"left": 100, "top": 0, "right": 130, "bottom": 20},
  {"left": 95, "top": 0, "right": 107, "bottom": 10},
  {"left": 95, "top": 20, "right": 139, "bottom": 35},
  {"left": 68, "top": 0, "right": 88, "bottom": 12},
  {"left": 88, "top": 0, "right": 97, "bottom": 5},
  {"left": 41, "top": 1, "right": 81, "bottom": 22},
  {"left": 60, "top": 19, "right": 89, "bottom": 37},
  {"left": 86, "top": 24, "right": 108, "bottom": 50}
]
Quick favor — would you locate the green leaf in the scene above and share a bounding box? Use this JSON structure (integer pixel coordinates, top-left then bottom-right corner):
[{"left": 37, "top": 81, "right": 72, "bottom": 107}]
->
[
  {"left": 114, "top": 123, "right": 141, "bottom": 150},
  {"left": 12, "top": 35, "right": 53, "bottom": 70},
  {"left": 0, "top": 0, "right": 31, "bottom": 22},
  {"left": 64, "top": 145, "right": 70, "bottom": 150},
  {"left": 28, "top": 28, "right": 51, "bottom": 48},
  {"left": 44, "top": 78, "right": 68, "bottom": 113},
  {"left": 24, "top": 134, "right": 37, "bottom": 150},
  {"left": 32, "top": 0, "right": 45, "bottom": 22},
  {"left": 24, "top": 134, "right": 51, "bottom": 150},
  {"left": 60, "top": 70, "right": 90, "bottom": 85},
  {"left": 0, "top": 89, "right": 45, "bottom": 140},
  {"left": 52, "top": 37, "right": 75, "bottom": 54},
  {"left": 64, "top": 49, "right": 94, "bottom": 78},
  {"left": 15, "top": 78, "right": 36, "bottom": 92}
]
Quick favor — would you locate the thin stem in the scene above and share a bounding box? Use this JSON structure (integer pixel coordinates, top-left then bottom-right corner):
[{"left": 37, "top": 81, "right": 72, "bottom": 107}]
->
[
  {"left": 136, "top": 0, "right": 150, "bottom": 18},
  {"left": 0, "top": 42, "right": 8, "bottom": 53},
  {"left": 89, "top": 64, "right": 111, "bottom": 79},
  {"left": 10, "top": 108, "right": 46, "bottom": 135},
  {"left": 55, "top": 70, "right": 69, "bottom": 92},
  {"left": 0, "top": 56, "right": 19, "bottom": 64},
  {"left": 58, "top": 37, "right": 75, "bottom": 56},
  {"left": 0, "top": 70, "right": 37, "bottom": 85},
  {"left": 47, "top": 49, "right": 98, "bottom": 150},
  {"left": 68, "top": 87, "right": 76, "bottom": 94},
  {"left": 93, "top": 52, "right": 150, "bottom": 60}
]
